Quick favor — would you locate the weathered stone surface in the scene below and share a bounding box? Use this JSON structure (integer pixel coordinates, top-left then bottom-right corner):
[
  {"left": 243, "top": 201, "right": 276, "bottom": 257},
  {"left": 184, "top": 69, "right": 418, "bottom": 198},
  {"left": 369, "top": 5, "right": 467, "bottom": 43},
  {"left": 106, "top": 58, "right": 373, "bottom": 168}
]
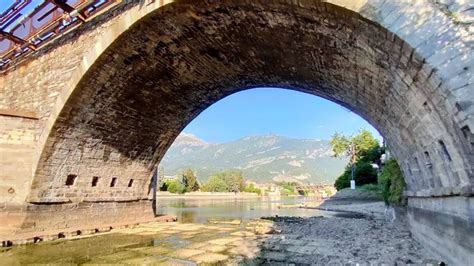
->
[
  {"left": 190, "top": 252, "right": 229, "bottom": 263},
  {"left": 0, "top": 0, "right": 472, "bottom": 263},
  {"left": 0, "top": 0, "right": 470, "bottom": 204},
  {"left": 168, "top": 248, "right": 205, "bottom": 259},
  {"left": 0, "top": 200, "right": 158, "bottom": 241},
  {"left": 407, "top": 196, "right": 474, "bottom": 265}
]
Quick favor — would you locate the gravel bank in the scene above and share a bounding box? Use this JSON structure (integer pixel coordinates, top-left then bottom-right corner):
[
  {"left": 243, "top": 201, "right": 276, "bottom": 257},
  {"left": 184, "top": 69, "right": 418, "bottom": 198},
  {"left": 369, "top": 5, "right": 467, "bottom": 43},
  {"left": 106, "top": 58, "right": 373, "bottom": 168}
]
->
[{"left": 247, "top": 197, "right": 444, "bottom": 265}]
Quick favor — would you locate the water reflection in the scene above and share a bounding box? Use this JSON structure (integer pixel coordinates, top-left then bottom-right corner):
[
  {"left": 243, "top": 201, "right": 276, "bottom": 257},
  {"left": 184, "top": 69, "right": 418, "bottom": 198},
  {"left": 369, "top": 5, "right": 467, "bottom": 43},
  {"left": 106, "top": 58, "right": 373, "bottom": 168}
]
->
[
  {"left": 157, "top": 196, "right": 325, "bottom": 223},
  {"left": 0, "top": 196, "right": 335, "bottom": 264}
]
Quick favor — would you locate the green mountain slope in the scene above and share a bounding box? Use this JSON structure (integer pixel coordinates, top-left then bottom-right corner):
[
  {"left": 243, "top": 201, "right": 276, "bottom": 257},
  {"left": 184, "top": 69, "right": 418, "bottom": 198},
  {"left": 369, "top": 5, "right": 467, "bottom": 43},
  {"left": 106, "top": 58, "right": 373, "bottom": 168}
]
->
[{"left": 159, "top": 133, "right": 348, "bottom": 183}]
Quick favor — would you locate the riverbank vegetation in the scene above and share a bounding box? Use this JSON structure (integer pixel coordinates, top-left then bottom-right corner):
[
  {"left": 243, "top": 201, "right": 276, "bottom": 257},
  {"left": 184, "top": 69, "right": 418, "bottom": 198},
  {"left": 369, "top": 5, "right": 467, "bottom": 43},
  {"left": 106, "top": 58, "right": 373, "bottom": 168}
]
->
[
  {"left": 242, "top": 183, "right": 263, "bottom": 195},
  {"left": 159, "top": 170, "right": 308, "bottom": 196},
  {"left": 278, "top": 182, "right": 298, "bottom": 196},
  {"left": 331, "top": 129, "right": 381, "bottom": 190},
  {"left": 379, "top": 159, "right": 406, "bottom": 205},
  {"left": 161, "top": 170, "right": 252, "bottom": 194},
  {"left": 200, "top": 171, "right": 245, "bottom": 192},
  {"left": 160, "top": 168, "right": 200, "bottom": 194},
  {"left": 330, "top": 129, "right": 406, "bottom": 205}
]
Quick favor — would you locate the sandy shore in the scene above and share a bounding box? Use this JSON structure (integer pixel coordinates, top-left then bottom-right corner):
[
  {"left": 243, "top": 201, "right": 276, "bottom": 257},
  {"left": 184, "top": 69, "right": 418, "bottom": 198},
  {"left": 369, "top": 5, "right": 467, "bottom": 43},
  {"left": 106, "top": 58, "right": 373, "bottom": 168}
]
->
[{"left": 247, "top": 197, "right": 444, "bottom": 265}]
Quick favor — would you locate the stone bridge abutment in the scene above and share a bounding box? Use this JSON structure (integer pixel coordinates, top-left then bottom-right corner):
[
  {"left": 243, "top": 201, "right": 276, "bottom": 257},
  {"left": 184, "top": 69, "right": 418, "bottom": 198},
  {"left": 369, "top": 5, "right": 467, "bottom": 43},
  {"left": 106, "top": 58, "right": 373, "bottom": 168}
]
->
[{"left": 0, "top": 0, "right": 472, "bottom": 263}]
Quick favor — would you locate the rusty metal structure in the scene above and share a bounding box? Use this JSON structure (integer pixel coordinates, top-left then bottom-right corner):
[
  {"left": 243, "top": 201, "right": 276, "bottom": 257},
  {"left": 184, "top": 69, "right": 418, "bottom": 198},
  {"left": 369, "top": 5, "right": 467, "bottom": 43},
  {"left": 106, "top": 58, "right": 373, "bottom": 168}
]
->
[{"left": 0, "top": 0, "right": 120, "bottom": 70}]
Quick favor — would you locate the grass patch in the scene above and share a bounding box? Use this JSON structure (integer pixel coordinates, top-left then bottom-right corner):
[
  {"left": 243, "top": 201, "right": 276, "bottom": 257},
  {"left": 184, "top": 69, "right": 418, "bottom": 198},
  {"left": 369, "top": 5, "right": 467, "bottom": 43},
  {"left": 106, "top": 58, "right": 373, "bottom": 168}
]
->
[
  {"left": 357, "top": 183, "right": 381, "bottom": 193},
  {"left": 356, "top": 184, "right": 383, "bottom": 199}
]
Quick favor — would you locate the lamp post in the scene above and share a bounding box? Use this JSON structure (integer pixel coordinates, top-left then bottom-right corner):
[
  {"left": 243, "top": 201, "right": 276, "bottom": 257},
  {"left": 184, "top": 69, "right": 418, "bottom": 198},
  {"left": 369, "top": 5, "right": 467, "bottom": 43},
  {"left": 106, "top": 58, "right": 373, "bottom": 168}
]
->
[{"left": 350, "top": 141, "right": 356, "bottom": 190}]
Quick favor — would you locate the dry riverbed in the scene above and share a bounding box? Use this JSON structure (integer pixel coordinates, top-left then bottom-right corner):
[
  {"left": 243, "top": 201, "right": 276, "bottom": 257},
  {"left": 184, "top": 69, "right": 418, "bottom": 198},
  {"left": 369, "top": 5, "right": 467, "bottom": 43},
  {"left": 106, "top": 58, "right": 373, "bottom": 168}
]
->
[
  {"left": 247, "top": 200, "right": 443, "bottom": 265},
  {"left": 0, "top": 218, "right": 275, "bottom": 265},
  {"left": 0, "top": 195, "right": 444, "bottom": 265}
]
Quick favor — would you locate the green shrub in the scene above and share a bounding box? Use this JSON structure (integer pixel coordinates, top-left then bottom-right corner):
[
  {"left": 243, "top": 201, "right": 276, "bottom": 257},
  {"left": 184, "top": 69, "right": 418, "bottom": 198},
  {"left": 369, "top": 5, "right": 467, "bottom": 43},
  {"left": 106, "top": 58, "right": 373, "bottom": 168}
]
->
[
  {"left": 334, "top": 161, "right": 378, "bottom": 190},
  {"left": 166, "top": 180, "right": 186, "bottom": 194},
  {"left": 243, "top": 183, "right": 262, "bottom": 195},
  {"left": 334, "top": 166, "right": 351, "bottom": 190},
  {"left": 357, "top": 183, "right": 381, "bottom": 193},
  {"left": 379, "top": 159, "right": 406, "bottom": 205},
  {"left": 280, "top": 188, "right": 295, "bottom": 196},
  {"left": 354, "top": 161, "right": 378, "bottom": 185},
  {"left": 279, "top": 182, "right": 298, "bottom": 195}
]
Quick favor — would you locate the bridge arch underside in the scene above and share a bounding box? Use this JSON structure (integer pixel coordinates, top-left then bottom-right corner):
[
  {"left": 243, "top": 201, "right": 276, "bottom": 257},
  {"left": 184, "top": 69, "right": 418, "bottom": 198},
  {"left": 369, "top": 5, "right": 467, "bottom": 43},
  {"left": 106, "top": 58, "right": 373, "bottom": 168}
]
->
[
  {"left": 31, "top": 1, "right": 472, "bottom": 203},
  {"left": 16, "top": 0, "right": 474, "bottom": 261},
  {"left": 25, "top": 1, "right": 472, "bottom": 261}
]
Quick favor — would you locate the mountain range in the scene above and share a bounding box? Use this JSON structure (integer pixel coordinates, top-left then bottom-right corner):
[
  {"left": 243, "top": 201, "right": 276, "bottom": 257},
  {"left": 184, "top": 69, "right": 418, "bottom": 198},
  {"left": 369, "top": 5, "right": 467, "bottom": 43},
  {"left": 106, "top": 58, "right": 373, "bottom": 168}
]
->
[{"left": 159, "top": 133, "right": 349, "bottom": 184}]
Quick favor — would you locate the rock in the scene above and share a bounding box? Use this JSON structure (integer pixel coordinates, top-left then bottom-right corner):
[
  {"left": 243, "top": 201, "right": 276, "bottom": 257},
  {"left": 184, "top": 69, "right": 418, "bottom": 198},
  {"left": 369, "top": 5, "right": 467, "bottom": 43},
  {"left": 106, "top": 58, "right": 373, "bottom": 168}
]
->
[
  {"left": 209, "top": 219, "right": 242, "bottom": 225},
  {"left": 254, "top": 225, "right": 275, "bottom": 235}
]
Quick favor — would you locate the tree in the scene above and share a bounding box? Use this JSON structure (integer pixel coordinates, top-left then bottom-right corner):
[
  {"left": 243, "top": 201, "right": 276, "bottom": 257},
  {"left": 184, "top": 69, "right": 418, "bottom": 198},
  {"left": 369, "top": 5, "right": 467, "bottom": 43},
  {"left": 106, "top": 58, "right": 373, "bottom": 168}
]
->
[
  {"left": 278, "top": 182, "right": 298, "bottom": 196},
  {"left": 182, "top": 168, "right": 199, "bottom": 192},
  {"left": 201, "top": 171, "right": 246, "bottom": 192},
  {"left": 159, "top": 181, "right": 168, "bottom": 191},
  {"left": 223, "top": 171, "right": 245, "bottom": 192},
  {"left": 330, "top": 129, "right": 380, "bottom": 161},
  {"left": 351, "top": 129, "right": 380, "bottom": 159},
  {"left": 331, "top": 129, "right": 381, "bottom": 190},
  {"left": 330, "top": 133, "right": 351, "bottom": 158},
  {"left": 201, "top": 175, "right": 228, "bottom": 192}
]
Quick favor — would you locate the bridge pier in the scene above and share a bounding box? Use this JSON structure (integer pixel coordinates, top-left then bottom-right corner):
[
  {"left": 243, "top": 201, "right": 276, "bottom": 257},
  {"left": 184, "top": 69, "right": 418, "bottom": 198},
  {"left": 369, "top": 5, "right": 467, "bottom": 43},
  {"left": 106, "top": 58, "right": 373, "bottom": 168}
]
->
[
  {"left": 0, "top": 200, "right": 159, "bottom": 244},
  {"left": 406, "top": 196, "right": 474, "bottom": 265}
]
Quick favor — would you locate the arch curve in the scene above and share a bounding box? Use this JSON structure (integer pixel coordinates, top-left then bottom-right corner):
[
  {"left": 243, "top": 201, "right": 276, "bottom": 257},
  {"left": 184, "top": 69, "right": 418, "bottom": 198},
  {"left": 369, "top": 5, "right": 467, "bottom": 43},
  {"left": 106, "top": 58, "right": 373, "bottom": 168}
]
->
[{"left": 29, "top": 0, "right": 472, "bottom": 203}]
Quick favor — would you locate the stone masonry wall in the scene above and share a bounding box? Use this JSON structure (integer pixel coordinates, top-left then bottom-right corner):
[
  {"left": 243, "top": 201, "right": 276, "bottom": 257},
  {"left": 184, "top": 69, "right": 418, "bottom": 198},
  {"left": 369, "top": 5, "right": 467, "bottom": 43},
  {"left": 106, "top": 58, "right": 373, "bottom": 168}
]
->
[
  {"left": 407, "top": 196, "right": 474, "bottom": 264},
  {"left": 0, "top": 2, "right": 137, "bottom": 119},
  {"left": 0, "top": 0, "right": 472, "bottom": 262},
  {"left": 0, "top": 0, "right": 470, "bottom": 203},
  {"left": 0, "top": 2, "right": 150, "bottom": 204},
  {"left": 0, "top": 115, "right": 39, "bottom": 203},
  {"left": 0, "top": 200, "right": 157, "bottom": 240},
  {"left": 22, "top": 0, "right": 472, "bottom": 204}
]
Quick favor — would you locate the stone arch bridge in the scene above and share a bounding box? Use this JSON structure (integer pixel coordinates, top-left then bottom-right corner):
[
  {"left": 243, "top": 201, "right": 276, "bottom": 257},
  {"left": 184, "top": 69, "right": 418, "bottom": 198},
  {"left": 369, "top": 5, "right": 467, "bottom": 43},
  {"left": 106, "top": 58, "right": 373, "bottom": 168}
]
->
[{"left": 0, "top": 0, "right": 472, "bottom": 263}]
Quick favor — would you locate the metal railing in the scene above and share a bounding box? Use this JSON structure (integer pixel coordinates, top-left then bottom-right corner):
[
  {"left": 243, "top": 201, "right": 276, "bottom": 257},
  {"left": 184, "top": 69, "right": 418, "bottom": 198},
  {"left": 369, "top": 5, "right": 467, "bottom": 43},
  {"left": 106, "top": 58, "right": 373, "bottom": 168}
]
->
[{"left": 0, "top": 0, "right": 121, "bottom": 71}]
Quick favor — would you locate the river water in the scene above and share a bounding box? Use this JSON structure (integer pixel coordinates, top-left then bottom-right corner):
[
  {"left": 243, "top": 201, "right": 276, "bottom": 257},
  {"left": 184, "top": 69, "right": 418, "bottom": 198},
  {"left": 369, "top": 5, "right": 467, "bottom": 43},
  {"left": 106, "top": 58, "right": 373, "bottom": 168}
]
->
[
  {"left": 157, "top": 196, "right": 328, "bottom": 223},
  {"left": 0, "top": 196, "right": 333, "bottom": 264}
]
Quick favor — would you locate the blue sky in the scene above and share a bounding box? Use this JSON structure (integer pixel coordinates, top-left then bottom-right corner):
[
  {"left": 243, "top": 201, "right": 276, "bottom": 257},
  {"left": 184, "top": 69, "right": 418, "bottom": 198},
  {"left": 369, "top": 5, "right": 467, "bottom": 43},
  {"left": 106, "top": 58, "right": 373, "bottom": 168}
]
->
[
  {"left": 1, "top": 0, "right": 44, "bottom": 30},
  {"left": 1, "top": 1, "right": 43, "bottom": 14},
  {"left": 183, "top": 88, "right": 382, "bottom": 143}
]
